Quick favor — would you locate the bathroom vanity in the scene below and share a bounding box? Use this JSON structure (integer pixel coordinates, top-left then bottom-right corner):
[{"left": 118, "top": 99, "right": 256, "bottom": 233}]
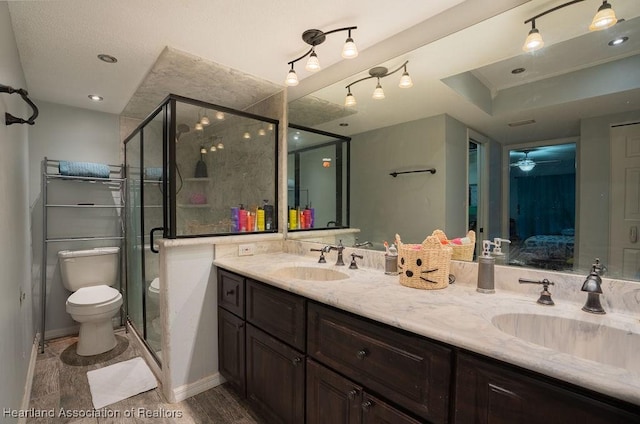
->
[{"left": 215, "top": 253, "right": 640, "bottom": 423}]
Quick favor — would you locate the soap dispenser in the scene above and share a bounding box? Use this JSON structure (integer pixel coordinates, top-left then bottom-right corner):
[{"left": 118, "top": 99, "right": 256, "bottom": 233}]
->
[
  {"left": 491, "top": 238, "right": 512, "bottom": 265},
  {"left": 477, "top": 240, "right": 496, "bottom": 293}
]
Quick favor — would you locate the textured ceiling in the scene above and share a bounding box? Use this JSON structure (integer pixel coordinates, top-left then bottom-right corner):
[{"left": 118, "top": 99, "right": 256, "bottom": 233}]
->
[{"left": 7, "top": 0, "right": 466, "bottom": 114}]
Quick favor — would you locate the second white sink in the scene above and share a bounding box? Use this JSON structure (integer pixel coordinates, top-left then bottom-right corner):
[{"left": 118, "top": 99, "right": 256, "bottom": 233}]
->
[{"left": 492, "top": 313, "right": 640, "bottom": 373}]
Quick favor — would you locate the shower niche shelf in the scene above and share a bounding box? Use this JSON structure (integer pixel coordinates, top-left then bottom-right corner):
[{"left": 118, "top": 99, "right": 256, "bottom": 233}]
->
[
  {"left": 184, "top": 177, "right": 210, "bottom": 182},
  {"left": 178, "top": 204, "right": 211, "bottom": 208}
]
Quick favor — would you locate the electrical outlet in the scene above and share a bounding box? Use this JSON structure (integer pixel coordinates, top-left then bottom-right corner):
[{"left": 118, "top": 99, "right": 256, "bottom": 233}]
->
[{"left": 238, "top": 243, "right": 255, "bottom": 256}]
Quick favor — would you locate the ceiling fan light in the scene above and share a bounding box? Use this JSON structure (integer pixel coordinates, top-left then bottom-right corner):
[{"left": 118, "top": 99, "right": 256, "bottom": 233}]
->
[
  {"left": 523, "top": 28, "right": 544, "bottom": 52},
  {"left": 305, "top": 51, "right": 321, "bottom": 72},
  {"left": 345, "top": 92, "right": 357, "bottom": 107},
  {"left": 342, "top": 37, "right": 358, "bottom": 59},
  {"left": 590, "top": 1, "right": 617, "bottom": 31},
  {"left": 399, "top": 71, "right": 413, "bottom": 88},
  {"left": 372, "top": 82, "right": 385, "bottom": 100},
  {"left": 285, "top": 68, "right": 299, "bottom": 86},
  {"left": 518, "top": 159, "right": 536, "bottom": 172}
]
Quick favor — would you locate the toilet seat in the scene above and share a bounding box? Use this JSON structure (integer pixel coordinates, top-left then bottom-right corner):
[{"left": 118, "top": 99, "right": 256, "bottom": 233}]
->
[{"left": 66, "top": 285, "right": 122, "bottom": 315}]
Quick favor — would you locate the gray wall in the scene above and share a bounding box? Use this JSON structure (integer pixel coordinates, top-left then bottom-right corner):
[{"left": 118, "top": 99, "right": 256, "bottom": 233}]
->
[
  {"left": 351, "top": 114, "right": 469, "bottom": 247},
  {"left": 0, "top": 2, "right": 35, "bottom": 419},
  {"left": 29, "top": 101, "right": 120, "bottom": 339}
]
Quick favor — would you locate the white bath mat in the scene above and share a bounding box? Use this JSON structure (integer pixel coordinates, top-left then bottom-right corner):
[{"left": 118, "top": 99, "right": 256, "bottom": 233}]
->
[{"left": 87, "top": 357, "right": 158, "bottom": 409}]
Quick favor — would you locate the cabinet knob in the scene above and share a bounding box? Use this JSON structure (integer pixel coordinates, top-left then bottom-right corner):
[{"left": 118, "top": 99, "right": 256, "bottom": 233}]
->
[
  {"left": 225, "top": 289, "right": 235, "bottom": 296},
  {"left": 347, "top": 389, "right": 358, "bottom": 400},
  {"left": 361, "top": 400, "right": 373, "bottom": 412},
  {"left": 292, "top": 357, "right": 302, "bottom": 366},
  {"left": 356, "top": 349, "right": 368, "bottom": 360}
]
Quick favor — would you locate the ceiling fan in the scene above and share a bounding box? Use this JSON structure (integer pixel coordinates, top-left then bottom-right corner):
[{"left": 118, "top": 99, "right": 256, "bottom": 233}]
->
[{"left": 510, "top": 149, "right": 559, "bottom": 172}]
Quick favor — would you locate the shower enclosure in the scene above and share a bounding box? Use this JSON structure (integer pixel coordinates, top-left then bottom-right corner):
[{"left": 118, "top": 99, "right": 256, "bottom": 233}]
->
[{"left": 123, "top": 95, "right": 279, "bottom": 365}]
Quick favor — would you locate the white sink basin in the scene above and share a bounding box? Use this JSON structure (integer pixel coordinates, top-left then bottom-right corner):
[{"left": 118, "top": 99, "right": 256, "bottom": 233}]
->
[
  {"left": 270, "top": 266, "right": 350, "bottom": 281},
  {"left": 492, "top": 313, "right": 640, "bottom": 372}
]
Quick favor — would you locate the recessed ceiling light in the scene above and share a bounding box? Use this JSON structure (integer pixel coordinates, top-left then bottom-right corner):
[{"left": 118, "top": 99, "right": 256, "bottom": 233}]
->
[
  {"left": 339, "top": 122, "right": 349, "bottom": 127},
  {"left": 608, "top": 36, "right": 629, "bottom": 46},
  {"left": 97, "top": 54, "right": 118, "bottom": 63},
  {"left": 88, "top": 94, "right": 103, "bottom": 101},
  {"left": 511, "top": 67, "right": 526, "bottom": 74}
]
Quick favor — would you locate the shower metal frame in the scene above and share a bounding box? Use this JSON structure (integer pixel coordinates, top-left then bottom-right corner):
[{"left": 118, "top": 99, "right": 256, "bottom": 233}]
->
[{"left": 122, "top": 94, "right": 280, "bottom": 364}]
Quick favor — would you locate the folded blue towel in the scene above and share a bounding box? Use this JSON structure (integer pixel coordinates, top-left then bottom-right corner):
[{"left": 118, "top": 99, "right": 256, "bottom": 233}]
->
[
  {"left": 59, "top": 161, "right": 111, "bottom": 178},
  {"left": 144, "top": 167, "right": 163, "bottom": 180}
]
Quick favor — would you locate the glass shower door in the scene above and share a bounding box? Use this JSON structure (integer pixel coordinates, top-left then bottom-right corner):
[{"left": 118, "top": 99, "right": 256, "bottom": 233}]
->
[
  {"left": 142, "top": 112, "right": 165, "bottom": 357},
  {"left": 125, "top": 133, "right": 144, "bottom": 335}
]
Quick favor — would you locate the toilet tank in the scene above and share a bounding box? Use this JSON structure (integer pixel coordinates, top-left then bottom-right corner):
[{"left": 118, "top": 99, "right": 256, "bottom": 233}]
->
[{"left": 58, "top": 247, "right": 119, "bottom": 291}]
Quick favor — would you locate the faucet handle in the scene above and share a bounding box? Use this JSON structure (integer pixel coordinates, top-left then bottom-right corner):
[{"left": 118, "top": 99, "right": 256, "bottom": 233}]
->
[
  {"left": 349, "top": 253, "right": 364, "bottom": 269},
  {"left": 310, "top": 248, "right": 327, "bottom": 263},
  {"left": 519, "top": 278, "right": 555, "bottom": 305}
]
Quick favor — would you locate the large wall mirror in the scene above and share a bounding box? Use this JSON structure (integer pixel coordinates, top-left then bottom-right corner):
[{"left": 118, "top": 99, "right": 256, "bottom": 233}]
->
[{"left": 287, "top": 0, "right": 640, "bottom": 281}]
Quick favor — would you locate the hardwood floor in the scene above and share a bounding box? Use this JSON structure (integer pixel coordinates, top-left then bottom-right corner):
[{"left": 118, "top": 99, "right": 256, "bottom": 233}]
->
[{"left": 27, "top": 330, "right": 264, "bottom": 424}]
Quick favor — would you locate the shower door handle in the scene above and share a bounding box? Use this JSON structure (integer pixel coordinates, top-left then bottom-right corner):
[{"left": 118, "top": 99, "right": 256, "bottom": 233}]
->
[{"left": 149, "top": 227, "right": 165, "bottom": 253}]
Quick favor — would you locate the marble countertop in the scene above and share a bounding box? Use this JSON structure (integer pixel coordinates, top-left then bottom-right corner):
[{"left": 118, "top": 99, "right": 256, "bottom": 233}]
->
[{"left": 214, "top": 252, "right": 640, "bottom": 407}]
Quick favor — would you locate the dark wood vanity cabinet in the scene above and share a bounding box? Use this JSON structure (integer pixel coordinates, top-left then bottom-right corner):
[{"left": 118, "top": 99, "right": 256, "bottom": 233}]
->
[
  {"left": 307, "top": 358, "right": 423, "bottom": 424},
  {"left": 218, "top": 268, "right": 640, "bottom": 424},
  {"left": 308, "top": 301, "right": 451, "bottom": 423},
  {"left": 217, "top": 307, "right": 245, "bottom": 396},
  {"left": 454, "top": 352, "right": 640, "bottom": 424},
  {"left": 246, "top": 324, "right": 305, "bottom": 424},
  {"left": 217, "top": 269, "right": 307, "bottom": 424}
]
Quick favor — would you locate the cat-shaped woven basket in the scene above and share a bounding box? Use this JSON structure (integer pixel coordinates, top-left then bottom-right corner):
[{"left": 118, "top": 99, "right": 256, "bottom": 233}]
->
[{"left": 395, "top": 232, "right": 452, "bottom": 290}]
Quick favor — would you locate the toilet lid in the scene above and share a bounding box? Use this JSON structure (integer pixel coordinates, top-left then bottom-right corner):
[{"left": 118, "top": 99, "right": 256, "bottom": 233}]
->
[
  {"left": 68, "top": 285, "right": 120, "bottom": 306},
  {"left": 149, "top": 278, "right": 160, "bottom": 294}
]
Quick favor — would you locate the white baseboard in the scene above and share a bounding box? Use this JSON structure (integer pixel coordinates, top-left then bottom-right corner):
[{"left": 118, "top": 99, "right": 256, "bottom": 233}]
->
[
  {"left": 18, "top": 334, "right": 40, "bottom": 424},
  {"left": 170, "top": 373, "right": 226, "bottom": 403}
]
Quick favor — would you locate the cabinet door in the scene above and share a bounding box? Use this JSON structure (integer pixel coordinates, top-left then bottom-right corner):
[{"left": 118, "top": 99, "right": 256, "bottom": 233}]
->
[
  {"left": 217, "top": 307, "right": 245, "bottom": 397},
  {"left": 246, "top": 279, "right": 306, "bottom": 351},
  {"left": 308, "top": 302, "right": 451, "bottom": 423},
  {"left": 361, "top": 393, "right": 423, "bottom": 424},
  {"left": 246, "top": 324, "right": 305, "bottom": 424},
  {"left": 218, "top": 269, "right": 245, "bottom": 317},
  {"left": 307, "top": 359, "right": 363, "bottom": 424},
  {"left": 455, "top": 353, "right": 640, "bottom": 424}
]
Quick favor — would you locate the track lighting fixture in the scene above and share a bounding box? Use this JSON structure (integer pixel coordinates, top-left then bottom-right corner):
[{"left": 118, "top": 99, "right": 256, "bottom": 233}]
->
[
  {"left": 285, "top": 26, "right": 357, "bottom": 86},
  {"left": 522, "top": 0, "right": 618, "bottom": 53},
  {"left": 344, "top": 61, "right": 412, "bottom": 106},
  {"left": 590, "top": 0, "right": 617, "bottom": 30}
]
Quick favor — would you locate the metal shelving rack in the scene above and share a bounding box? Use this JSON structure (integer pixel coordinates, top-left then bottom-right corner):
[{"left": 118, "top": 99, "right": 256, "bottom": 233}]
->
[{"left": 40, "top": 157, "right": 126, "bottom": 353}]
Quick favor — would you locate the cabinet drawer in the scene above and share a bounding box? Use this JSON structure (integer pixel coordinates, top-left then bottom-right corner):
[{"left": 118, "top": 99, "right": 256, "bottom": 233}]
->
[
  {"left": 218, "top": 269, "right": 244, "bottom": 317},
  {"left": 455, "top": 353, "right": 640, "bottom": 424},
  {"left": 246, "top": 279, "right": 306, "bottom": 351},
  {"left": 308, "top": 302, "right": 451, "bottom": 423}
]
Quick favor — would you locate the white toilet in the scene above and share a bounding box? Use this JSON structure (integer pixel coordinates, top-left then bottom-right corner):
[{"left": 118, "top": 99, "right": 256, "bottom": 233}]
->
[{"left": 58, "top": 247, "right": 122, "bottom": 356}]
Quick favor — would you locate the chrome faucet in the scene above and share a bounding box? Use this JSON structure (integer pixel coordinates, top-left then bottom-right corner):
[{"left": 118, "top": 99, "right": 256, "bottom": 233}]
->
[
  {"left": 330, "top": 240, "right": 346, "bottom": 266},
  {"left": 581, "top": 259, "right": 606, "bottom": 314},
  {"left": 353, "top": 240, "right": 373, "bottom": 248}
]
